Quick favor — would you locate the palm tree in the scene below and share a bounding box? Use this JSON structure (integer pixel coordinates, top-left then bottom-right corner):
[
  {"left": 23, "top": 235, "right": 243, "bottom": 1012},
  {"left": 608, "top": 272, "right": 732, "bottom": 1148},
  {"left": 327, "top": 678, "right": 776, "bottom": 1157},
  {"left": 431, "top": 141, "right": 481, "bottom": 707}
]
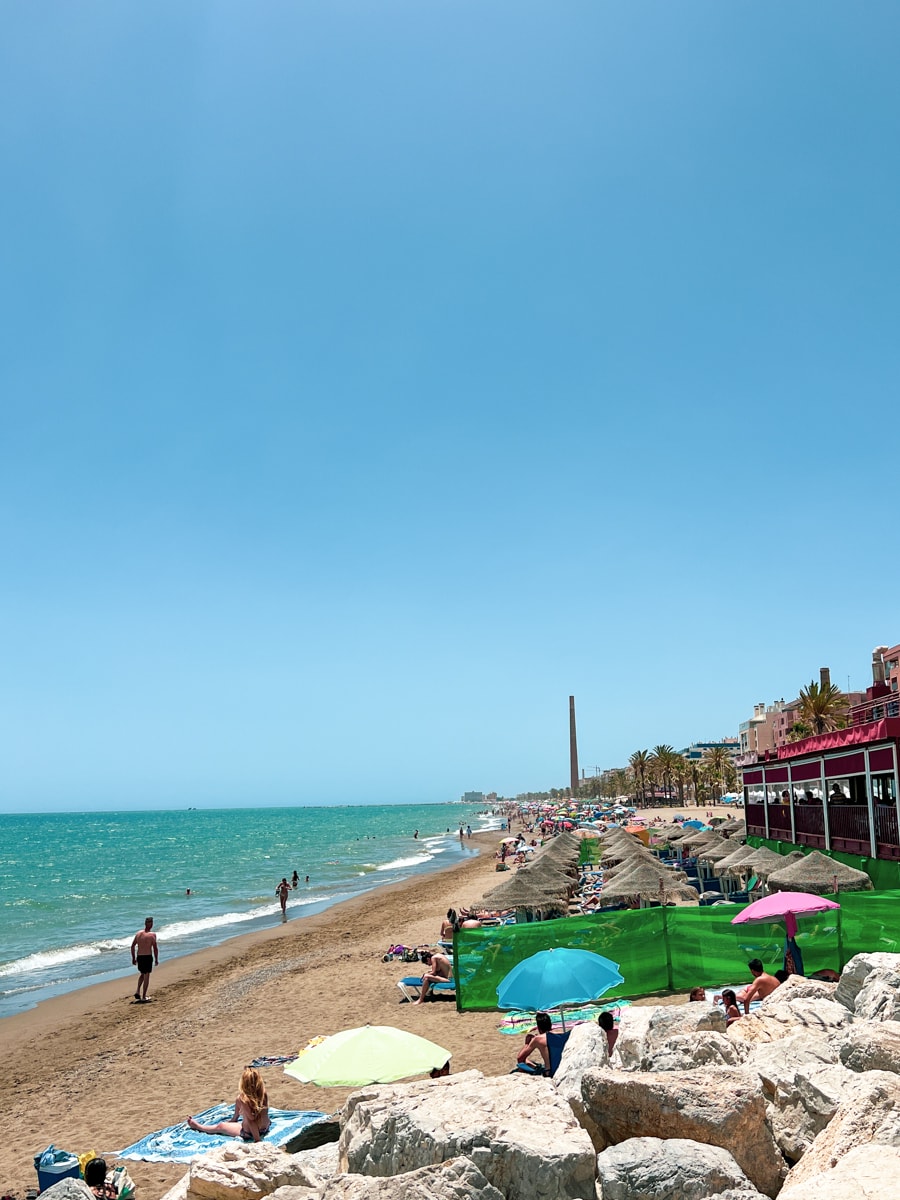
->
[
  {"left": 688, "top": 759, "right": 703, "bottom": 807},
  {"left": 629, "top": 750, "right": 650, "bottom": 807},
  {"left": 796, "top": 680, "right": 848, "bottom": 735},
  {"left": 651, "top": 744, "right": 677, "bottom": 804},
  {"left": 702, "top": 746, "right": 733, "bottom": 803}
]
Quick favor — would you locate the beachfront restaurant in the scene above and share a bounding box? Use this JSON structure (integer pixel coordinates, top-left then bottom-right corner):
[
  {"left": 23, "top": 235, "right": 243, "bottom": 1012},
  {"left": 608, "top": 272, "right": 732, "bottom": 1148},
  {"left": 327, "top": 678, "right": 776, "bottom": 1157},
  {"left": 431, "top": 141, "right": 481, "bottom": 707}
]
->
[{"left": 742, "top": 717, "right": 900, "bottom": 885}]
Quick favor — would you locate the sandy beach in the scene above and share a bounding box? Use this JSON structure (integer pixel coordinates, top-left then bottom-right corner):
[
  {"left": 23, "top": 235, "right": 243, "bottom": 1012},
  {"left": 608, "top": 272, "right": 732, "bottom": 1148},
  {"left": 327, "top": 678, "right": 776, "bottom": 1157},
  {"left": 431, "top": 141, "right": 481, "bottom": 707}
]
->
[{"left": 0, "top": 817, "right": 686, "bottom": 1199}]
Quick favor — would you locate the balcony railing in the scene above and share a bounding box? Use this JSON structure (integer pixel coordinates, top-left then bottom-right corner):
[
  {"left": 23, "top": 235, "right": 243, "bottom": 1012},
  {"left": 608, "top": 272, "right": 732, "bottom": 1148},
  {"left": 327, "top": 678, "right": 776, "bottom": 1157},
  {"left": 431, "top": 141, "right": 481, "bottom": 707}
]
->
[
  {"left": 744, "top": 800, "right": 879, "bottom": 856},
  {"left": 849, "top": 696, "right": 900, "bottom": 726}
]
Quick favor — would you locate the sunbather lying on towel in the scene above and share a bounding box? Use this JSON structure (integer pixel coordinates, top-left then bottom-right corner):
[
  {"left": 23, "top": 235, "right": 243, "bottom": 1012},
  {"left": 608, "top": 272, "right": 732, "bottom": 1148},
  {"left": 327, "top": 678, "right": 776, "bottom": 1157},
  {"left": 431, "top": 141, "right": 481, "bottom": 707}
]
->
[{"left": 188, "top": 1068, "right": 270, "bottom": 1142}]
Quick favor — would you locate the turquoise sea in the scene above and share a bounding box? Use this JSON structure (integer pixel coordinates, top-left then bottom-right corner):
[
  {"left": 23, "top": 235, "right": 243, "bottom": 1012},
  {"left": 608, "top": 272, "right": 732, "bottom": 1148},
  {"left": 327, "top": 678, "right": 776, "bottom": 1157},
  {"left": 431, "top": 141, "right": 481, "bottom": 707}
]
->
[{"left": 0, "top": 802, "right": 503, "bottom": 1018}]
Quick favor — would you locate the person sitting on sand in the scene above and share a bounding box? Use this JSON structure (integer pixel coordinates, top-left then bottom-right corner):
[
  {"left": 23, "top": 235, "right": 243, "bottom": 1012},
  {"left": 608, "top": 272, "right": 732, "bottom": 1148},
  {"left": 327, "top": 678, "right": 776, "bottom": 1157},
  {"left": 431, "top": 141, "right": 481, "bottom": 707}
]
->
[
  {"left": 84, "top": 1158, "right": 117, "bottom": 1199},
  {"left": 440, "top": 909, "right": 458, "bottom": 940},
  {"left": 517, "top": 1010, "right": 552, "bottom": 1072},
  {"left": 720, "top": 988, "right": 742, "bottom": 1026},
  {"left": 598, "top": 1011, "right": 618, "bottom": 1056},
  {"left": 737, "top": 958, "right": 781, "bottom": 1014},
  {"left": 188, "top": 1068, "right": 270, "bottom": 1142},
  {"left": 414, "top": 950, "right": 452, "bottom": 1004}
]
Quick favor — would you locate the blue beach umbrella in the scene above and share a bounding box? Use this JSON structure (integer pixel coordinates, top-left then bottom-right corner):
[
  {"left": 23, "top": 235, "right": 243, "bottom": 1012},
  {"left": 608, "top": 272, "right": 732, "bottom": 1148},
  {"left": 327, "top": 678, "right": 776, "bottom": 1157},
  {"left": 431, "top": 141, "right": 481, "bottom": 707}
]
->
[{"left": 497, "top": 948, "right": 624, "bottom": 1021}]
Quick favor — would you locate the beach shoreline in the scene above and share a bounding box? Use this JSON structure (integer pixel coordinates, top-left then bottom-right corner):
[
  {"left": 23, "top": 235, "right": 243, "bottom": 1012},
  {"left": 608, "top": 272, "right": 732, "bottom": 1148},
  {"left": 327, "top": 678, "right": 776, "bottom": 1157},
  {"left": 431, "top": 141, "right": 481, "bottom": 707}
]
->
[
  {"left": 0, "top": 813, "right": 687, "bottom": 1199},
  {"left": 0, "top": 832, "right": 516, "bottom": 1198}
]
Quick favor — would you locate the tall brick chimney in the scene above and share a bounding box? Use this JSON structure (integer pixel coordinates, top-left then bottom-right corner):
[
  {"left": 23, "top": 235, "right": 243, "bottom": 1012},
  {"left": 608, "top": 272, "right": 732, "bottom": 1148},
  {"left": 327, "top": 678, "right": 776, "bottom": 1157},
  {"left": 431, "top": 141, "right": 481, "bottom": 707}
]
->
[
  {"left": 820, "top": 667, "right": 831, "bottom": 690},
  {"left": 569, "top": 696, "right": 579, "bottom": 794}
]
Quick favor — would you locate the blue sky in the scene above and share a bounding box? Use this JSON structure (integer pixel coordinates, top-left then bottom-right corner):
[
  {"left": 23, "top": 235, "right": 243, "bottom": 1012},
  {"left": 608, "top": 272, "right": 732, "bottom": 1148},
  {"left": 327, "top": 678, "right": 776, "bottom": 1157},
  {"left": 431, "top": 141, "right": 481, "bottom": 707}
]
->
[{"left": 2, "top": 3, "right": 899, "bottom": 812}]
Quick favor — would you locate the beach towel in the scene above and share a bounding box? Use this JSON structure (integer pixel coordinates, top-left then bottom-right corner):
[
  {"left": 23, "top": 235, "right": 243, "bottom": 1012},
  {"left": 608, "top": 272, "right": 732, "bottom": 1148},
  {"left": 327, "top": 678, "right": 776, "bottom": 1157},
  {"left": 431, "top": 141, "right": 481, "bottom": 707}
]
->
[
  {"left": 246, "top": 1055, "right": 298, "bottom": 1068},
  {"left": 497, "top": 999, "right": 630, "bottom": 1035},
  {"left": 117, "top": 1106, "right": 328, "bottom": 1163}
]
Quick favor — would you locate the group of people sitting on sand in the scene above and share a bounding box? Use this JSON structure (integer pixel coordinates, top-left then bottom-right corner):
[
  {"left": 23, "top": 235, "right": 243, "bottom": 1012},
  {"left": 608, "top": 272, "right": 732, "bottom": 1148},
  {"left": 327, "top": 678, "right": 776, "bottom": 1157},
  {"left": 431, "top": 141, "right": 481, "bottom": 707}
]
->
[{"left": 686, "top": 958, "right": 783, "bottom": 1025}]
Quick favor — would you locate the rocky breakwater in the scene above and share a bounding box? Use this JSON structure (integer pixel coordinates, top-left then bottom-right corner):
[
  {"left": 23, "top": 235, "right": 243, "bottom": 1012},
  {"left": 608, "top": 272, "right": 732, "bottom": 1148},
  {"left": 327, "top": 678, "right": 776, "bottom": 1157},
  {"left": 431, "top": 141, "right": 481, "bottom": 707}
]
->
[{"left": 37, "top": 953, "right": 900, "bottom": 1200}]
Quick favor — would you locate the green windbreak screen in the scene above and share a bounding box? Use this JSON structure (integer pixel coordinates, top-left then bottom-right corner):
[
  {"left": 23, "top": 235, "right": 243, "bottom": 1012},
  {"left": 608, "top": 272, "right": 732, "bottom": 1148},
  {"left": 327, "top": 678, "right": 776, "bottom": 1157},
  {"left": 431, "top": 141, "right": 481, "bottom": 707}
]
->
[{"left": 454, "top": 890, "right": 900, "bottom": 1011}]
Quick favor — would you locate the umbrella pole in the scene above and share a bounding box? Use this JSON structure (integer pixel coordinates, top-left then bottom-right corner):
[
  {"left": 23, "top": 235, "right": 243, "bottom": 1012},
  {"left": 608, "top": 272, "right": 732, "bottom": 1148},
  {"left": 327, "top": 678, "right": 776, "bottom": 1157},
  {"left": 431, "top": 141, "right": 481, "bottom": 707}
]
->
[{"left": 661, "top": 905, "right": 674, "bottom": 991}]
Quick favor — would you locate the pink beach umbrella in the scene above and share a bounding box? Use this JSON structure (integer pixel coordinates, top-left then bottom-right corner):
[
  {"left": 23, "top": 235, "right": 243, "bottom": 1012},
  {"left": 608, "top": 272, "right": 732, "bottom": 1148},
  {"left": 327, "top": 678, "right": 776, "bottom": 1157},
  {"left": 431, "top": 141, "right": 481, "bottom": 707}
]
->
[{"left": 730, "top": 890, "right": 840, "bottom": 937}]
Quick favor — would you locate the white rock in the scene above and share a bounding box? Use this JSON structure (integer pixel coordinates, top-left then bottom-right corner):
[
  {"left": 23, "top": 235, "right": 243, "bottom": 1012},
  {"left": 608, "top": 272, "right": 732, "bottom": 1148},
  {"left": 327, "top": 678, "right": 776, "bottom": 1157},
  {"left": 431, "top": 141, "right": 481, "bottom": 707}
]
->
[
  {"left": 853, "top": 964, "right": 900, "bottom": 1022},
  {"left": 615, "top": 1003, "right": 726, "bottom": 1070},
  {"left": 339, "top": 1070, "right": 596, "bottom": 1200},
  {"left": 834, "top": 952, "right": 900, "bottom": 1011},
  {"left": 779, "top": 1143, "right": 900, "bottom": 1199},
  {"left": 839, "top": 1019, "right": 900, "bottom": 1073},
  {"left": 272, "top": 1156, "right": 506, "bottom": 1200},
  {"left": 595, "top": 1135, "right": 754, "bottom": 1200},
  {"left": 780, "top": 1071, "right": 900, "bottom": 1189},
  {"left": 642, "top": 1031, "right": 745, "bottom": 1072},
  {"left": 726, "top": 998, "right": 851, "bottom": 1046},
  {"left": 741, "top": 1029, "right": 840, "bottom": 1097},
  {"left": 187, "top": 1142, "right": 324, "bottom": 1200},
  {"left": 37, "top": 1182, "right": 94, "bottom": 1200},
  {"left": 553, "top": 1019, "right": 608, "bottom": 1124},
  {"left": 580, "top": 1067, "right": 785, "bottom": 1197}
]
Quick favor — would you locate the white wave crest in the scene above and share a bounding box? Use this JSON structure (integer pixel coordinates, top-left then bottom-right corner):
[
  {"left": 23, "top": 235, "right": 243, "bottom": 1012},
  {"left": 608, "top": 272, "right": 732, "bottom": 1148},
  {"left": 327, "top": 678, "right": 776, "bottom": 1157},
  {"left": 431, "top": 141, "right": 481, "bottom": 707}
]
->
[{"left": 376, "top": 854, "right": 433, "bottom": 872}]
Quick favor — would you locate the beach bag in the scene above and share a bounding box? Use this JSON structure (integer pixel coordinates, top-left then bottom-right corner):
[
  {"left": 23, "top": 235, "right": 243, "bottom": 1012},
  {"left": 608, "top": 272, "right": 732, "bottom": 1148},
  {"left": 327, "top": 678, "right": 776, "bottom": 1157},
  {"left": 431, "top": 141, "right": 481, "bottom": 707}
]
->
[
  {"left": 34, "top": 1145, "right": 81, "bottom": 1192},
  {"left": 106, "top": 1165, "right": 136, "bottom": 1199},
  {"left": 402, "top": 948, "right": 420, "bottom": 963}
]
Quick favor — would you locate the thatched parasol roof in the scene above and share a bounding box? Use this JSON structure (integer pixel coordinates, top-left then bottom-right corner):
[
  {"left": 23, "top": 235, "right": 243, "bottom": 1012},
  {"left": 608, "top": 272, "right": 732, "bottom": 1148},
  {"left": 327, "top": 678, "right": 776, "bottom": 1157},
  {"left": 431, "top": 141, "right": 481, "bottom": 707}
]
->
[
  {"left": 696, "top": 837, "right": 738, "bottom": 864},
  {"left": 483, "top": 871, "right": 570, "bottom": 910},
  {"left": 599, "top": 861, "right": 699, "bottom": 904},
  {"left": 713, "top": 842, "right": 755, "bottom": 876},
  {"left": 767, "top": 849, "right": 874, "bottom": 895},
  {"left": 718, "top": 818, "right": 746, "bottom": 836},
  {"left": 738, "top": 846, "right": 794, "bottom": 878}
]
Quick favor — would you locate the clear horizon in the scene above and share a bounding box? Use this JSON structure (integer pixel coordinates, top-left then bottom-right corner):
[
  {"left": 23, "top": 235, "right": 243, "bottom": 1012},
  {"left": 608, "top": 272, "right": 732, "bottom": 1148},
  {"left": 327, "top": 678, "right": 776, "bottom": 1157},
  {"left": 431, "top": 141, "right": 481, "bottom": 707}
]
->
[{"left": 2, "top": 3, "right": 899, "bottom": 813}]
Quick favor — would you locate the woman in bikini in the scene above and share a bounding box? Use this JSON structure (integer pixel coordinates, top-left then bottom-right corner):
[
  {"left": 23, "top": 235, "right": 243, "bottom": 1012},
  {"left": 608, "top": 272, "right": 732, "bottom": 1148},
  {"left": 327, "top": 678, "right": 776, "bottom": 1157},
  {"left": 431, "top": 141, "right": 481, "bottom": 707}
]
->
[{"left": 187, "top": 1068, "right": 271, "bottom": 1142}]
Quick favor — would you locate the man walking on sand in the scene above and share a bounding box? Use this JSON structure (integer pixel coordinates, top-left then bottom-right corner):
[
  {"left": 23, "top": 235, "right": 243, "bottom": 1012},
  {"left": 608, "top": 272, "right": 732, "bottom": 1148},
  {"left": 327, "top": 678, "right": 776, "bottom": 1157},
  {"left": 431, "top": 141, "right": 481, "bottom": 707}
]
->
[{"left": 131, "top": 917, "right": 158, "bottom": 1002}]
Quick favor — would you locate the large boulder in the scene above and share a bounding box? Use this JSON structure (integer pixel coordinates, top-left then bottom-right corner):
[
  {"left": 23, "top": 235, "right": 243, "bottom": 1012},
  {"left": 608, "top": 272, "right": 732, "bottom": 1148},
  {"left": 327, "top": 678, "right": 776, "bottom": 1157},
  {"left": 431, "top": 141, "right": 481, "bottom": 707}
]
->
[
  {"left": 764, "top": 1063, "right": 867, "bottom": 1162},
  {"left": 726, "top": 998, "right": 852, "bottom": 1046},
  {"left": 759, "top": 975, "right": 835, "bottom": 1005},
  {"left": 642, "top": 1031, "right": 745, "bottom": 1072},
  {"left": 553, "top": 1019, "right": 608, "bottom": 1124},
  {"left": 186, "top": 1143, "right": 325, "bottom": 1200},
  {"left": 742, "top": 1030, "right": 840, "bottom": 1097},
  {"left": 338, "top": 1070, "right": 596, "bottom": 1200},
  {"left": 271, "top": 1157, "right": 505, "bottom": 1200},
  {"left": 853, "top": 962, "right": 900, "bottom": 1022},
  {"left": 38, "top": 1183, "right": 94, "bottom": 1200},
  {"left": 834, "top": 952, "right": 900, "bottom": 1012},
  {"left": 779, "top": 1143, "right": 900, "bottom": 1200},
  {"left": 595, "top": 1136, "right": 755, "bottom": 1200},
  {"left": 839, "top": 1019, "right": 900, "bottom": 1073},
  {"left": 780, "top": 1071, "right": 900, "bottom": 1189},
  {"left": 615, "top": 1003, "right": 726, "bottom": 1069},
  {"left": 580, "top": 1068, "right": 785, "bottom": 1197}
]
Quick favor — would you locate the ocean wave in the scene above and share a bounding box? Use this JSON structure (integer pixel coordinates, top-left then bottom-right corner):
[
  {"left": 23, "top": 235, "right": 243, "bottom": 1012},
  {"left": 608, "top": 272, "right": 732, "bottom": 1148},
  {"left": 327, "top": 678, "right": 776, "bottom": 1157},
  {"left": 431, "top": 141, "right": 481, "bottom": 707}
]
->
[
  {"left": 0, "top": 936, "right": 131, "bottom": 977},
  {"left": 376, "top": 854, "right": 433, "bottom": 872}
]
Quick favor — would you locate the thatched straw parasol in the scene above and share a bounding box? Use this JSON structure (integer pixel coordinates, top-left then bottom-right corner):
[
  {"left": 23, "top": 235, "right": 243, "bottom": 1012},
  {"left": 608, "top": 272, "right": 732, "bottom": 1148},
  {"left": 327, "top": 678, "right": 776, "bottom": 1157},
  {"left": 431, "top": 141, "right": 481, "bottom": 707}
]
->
[
  {"left": 767, "top": 849, "right": 874, "bottom": 895},
  {"left": 713, "top": 843, "right": 755, "bottom": 876},
  {"left": 696, "top": 837, "right": 738, "bottom": 864},
  {"left": 737, "top": 845, "right": 794, "bottom": 879},
  {"left": 599, "top": 861, "right": 699, "bottom": 904},
  {"left": 718, "top": 818, "right": 746, "bottom": 836},
  {"left": 483, "top": 871, "right": 570, "bottom": 911}
]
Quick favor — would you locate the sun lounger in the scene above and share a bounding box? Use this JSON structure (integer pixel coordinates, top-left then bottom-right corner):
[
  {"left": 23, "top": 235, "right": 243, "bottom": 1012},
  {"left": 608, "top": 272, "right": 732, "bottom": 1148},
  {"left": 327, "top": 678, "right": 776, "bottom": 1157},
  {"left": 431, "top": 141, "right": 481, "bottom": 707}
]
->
[{"left": 396, "top": 975, "right": 456, "bottom": 1002}]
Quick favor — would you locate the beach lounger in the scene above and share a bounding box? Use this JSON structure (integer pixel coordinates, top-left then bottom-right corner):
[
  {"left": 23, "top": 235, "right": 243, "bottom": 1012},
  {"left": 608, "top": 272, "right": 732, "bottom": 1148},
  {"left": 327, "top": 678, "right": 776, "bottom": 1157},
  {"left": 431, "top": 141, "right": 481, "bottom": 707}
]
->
[{"left": 397, "top": 975, "right": 456, "bottom": 1002}]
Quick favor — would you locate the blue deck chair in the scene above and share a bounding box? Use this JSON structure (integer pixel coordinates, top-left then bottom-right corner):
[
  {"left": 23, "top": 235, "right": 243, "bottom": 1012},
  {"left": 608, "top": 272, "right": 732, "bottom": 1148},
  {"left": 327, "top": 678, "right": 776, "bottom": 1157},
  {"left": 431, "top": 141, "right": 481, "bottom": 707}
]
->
[{"left": 513, "top": 1030, "right": 570, "bottom": 1078}]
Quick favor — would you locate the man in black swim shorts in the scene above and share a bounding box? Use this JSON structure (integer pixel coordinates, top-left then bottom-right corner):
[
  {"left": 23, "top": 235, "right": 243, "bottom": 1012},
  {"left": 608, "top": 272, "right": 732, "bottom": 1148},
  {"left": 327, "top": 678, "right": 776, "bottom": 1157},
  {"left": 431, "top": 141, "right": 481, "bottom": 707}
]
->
[{"left": 130, "top": 916, "right": 159, "bottom": 1002}]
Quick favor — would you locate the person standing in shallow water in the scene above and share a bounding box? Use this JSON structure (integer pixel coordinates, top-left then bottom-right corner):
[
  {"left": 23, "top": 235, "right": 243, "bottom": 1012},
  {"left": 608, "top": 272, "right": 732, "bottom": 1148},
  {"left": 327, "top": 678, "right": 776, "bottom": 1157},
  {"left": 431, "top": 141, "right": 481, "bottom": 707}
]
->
[
  {"left": 131, "top": 917, "right": 158, "bottom": 1002},
  {"left": 275, "top": 878, "right": 291, "bottom": 918}
]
